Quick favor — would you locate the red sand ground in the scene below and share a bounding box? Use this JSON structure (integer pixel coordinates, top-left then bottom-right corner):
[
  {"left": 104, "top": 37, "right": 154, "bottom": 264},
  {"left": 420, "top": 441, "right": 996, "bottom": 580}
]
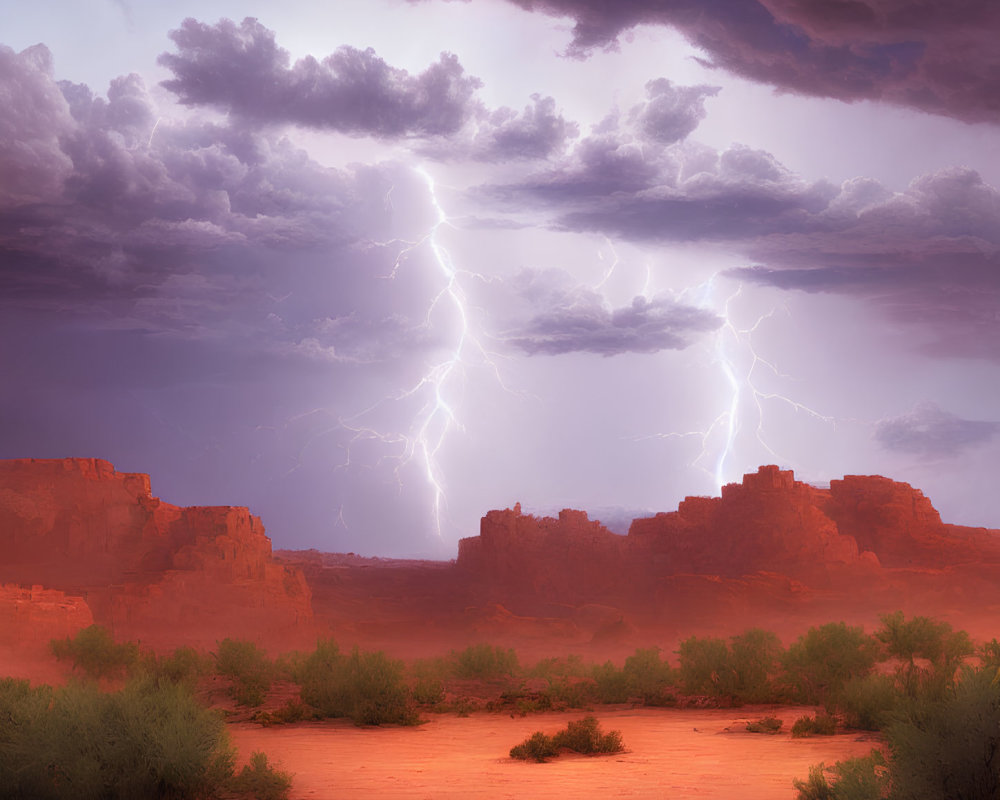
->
[{"left": 229, "top": 707, "right": 880, "bottom": 799}]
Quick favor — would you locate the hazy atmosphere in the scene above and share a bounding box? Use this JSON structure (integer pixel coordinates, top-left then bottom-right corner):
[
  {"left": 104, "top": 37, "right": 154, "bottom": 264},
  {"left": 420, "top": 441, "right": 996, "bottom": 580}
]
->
[{"left": 4, "top": 0, "right": 1000, "bottom": 557}]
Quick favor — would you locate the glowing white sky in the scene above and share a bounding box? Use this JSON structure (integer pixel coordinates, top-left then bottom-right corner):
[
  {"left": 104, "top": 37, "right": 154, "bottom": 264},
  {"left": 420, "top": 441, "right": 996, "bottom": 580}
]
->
[{"left": 3, "top": 0, "right": 999, "bottom": 556}]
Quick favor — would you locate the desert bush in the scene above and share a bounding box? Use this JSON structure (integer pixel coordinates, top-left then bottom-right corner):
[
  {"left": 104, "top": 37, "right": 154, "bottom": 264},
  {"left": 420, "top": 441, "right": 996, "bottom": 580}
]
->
[
  {"left": 509, "top": 716, "right": 624, "bottom": 762},
  {"left": 835, "top": 673, "right": 900, "bottom": 731},
  {"left": 273, "top": 649, "right": 309, "bottom": 683},
  {"left": 887, "top": 666, "right": 1000, "bottom": 799},
  {"left": 552, "top": 715, "right": 624, "bottom": 754},
  {"left": 730, "top": 628, "right": 783, "bottom": 703},
  {"left": 782, "top": 623, "right": 877, "bottom": 704},
  {"left": 545, "top": 676, "right": 596, "bottom": 709},
  {"left": 0, "top": 676, "right": 241, "bottom": 799},
  {"left": 510, "top": 730, "right": 559, "bottom": 762},
  {"left": 148, "top": 645, "right": 209, "bottom": 686},
  {"left": 215, "top": 638, "right": 273, "bottom": 707},
  {"left": 253, "top": 699, "right": 315, "bottom": 726},
  {"left": 229, "top": 751, "right": 293, "bottom": 800},
  {"left": 874, "top": 611, "right": 972, "bottom": 699},
  {"left": 49, "top": 624, "right": 139, "bottom": 680},
  {"left": 299, "top": 642, "right": 416, "bottom": 726},
  {"left": 623, "top": 647, "right": 674, "bottom": 705},
  {"left": 408, "top": 656, "right": 448, "bottom": 706},
  {"left": 677, "top": 636, "right": 735, "bottom": 698},
  {"left": 746, "top": 716, "right": 783, "bottom": 734},
  {"left": 792, "top": 713, "right": 837, "bottom": 737},
  {"left": 793, "top": 751, "right": 888, "bottom": 800},
  {"left": 411, "top": 676, "right": 445, "bottom": 706},
  {"left": 451, "top": 643, "right": 519, "bottom": 680},
  {"left": 794, "top": 764, "right": 836, "bottom": 800},
  {"left": 979, "top": 638, "right": 1000, "bottom": 671},
  {"left": 529, "top": 654, "right": 588, "bottom": 680},
  {"left": 591, "top": 660, "right": 630, "bottom": 703}
]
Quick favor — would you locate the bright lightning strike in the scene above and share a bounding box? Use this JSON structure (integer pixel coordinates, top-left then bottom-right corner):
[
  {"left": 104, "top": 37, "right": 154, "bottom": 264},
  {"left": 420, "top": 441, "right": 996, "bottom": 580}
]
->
[
  {"left": 337, "top": 166, "right": 506, "bottom": 539},
  {"left": 637, "top": 270, "right": 835, "bottom": 494}
]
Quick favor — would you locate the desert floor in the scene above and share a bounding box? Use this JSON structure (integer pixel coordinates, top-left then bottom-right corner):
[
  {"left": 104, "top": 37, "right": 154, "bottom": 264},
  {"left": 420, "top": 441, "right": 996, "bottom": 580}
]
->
[{"left": 229, "top": 705, "right": 880, "bottom": 799}]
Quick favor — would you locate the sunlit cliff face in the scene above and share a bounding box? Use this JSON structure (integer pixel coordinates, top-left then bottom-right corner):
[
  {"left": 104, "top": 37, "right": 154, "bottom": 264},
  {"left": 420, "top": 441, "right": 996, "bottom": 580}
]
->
[{"left": 2, "top": 1, "right": 1000, "bottom": 556}]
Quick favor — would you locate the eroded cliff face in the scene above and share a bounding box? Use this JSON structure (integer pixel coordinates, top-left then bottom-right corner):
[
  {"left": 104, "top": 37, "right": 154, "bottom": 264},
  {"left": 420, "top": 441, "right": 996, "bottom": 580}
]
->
[
  {"left": 0, "top": 458, "right": 312, "bottom": 648},
  {"left": 0, "top": 584, "right": 94, "bottom": 648},
  {"left": 455, "top": 465, "right": 1000, "bottom": 622}
]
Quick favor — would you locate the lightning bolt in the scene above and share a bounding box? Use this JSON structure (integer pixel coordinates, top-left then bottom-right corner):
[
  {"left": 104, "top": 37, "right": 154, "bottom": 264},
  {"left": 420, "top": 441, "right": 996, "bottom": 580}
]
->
[
  {"left": 637, "top": 269, "right": 835, "bottom": 493},
  {"left": 335, "top": 165, "right": 508, "bottom": 539}
]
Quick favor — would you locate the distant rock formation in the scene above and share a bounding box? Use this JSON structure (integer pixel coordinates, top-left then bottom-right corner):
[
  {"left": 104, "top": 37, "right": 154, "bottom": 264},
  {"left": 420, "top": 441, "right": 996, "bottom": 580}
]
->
[
  {"left": 0, "top": 458, "right": 312, "bottom": 648},
  {"left": 0, "top": 584, "right": 94, "bottom": 650},
  {"left": 455, "top": 465, "right": 1000, "bottom": 616}
]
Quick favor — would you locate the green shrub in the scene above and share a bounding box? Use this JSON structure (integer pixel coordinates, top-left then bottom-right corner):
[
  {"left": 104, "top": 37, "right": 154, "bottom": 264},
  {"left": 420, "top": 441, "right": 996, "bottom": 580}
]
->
[
  {"left": 794, "top": 764, "right": 836, "bottom": 800},
  {"left": 835, "top": 673, "right": 900, "bottom": 731},
  {"left": 746, "top": 716, "right": 783, "bottom": 734},
  {"left": 792, "top": 713, "right": 837, "bottom": 737},
  {"left": 793, "top": 751, "right": 888, "bottom": 800},
  {"left": 229, "top": 751, "right": 293, "bottom": 800},
  {"left": 0, "top": 677, "right": 236, "bottom": 799},
  {"left": 49, "top": 624, "right": 139, "bottom": 680},
  {"left": 591, "top": 660, "right": 629, "bottom": 703},
  {"left": 509, "top": 716, "right": 624, "bottom": 762},
  {"left": 510, "top": 731, "right": 559, "bottom": 762},
  {"left": 887, "top": 667, "right": 1000, "bottom": 799},
  {"left": 451, "top": 643, "right": 519, "bottom": 680},
  {"left": 874, "top": 611, "right": 972, "bottom": 699},
  {"left": 254, "top": 699, "right": 315, "bottom": 726},
  {"left": 781, "top": 623, "right": 877, "bottom": 704},
  {"left": 529, "top": 654, "right": 588, "bottom": 680},
  {"left": 623, "top": 647, "right": 674, "bottom": 705},
  {"left": 730, "top": 628, "right": 783, "bottom": 703},
  {"left": 215, "top": 638, "right": 273, "bottom": 708},
  {"left": 150, "top": 645, "right": 209, "bottom": 686},
  {"left": 545, "top": 677, "right": 596, "bottom": 709},
  {"left": 678, "top": 636, "right": 735, "bottom": 698},
  {"left": 552, "top": 715, "right": 624, "bottom": 754},
  {"left": 299, "top": 642, "right": 416, "bottom": 726},
  {"left": 411, "top": 676, "right": 445, "bottom": 706}
]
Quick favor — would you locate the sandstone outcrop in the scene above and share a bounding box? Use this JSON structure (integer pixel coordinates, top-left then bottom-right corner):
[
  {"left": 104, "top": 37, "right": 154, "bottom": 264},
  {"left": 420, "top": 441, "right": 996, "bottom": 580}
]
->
[
  {"left": 0, "top": 584, "right": 94, "bottom": 649},
  {"left": 453, "top": 465, "right": 1000, "bottom": 625},
  {"left": 0, "top": 458, "right": 312, "bottom": 648}
]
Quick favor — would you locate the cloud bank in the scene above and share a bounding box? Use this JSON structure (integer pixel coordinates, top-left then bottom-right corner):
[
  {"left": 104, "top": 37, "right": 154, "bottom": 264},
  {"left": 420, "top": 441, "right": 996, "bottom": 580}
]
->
[
  {"left": 491, "top": 0, "right": 1000, "bottom": 123},
  {"left": 875, "top": 402, "right": 999, "bottom": 458}
]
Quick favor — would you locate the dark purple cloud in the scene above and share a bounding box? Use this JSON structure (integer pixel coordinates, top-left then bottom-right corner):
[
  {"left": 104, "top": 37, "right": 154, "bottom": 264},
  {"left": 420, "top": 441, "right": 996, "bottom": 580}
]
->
[
  {"left": 420, "top": 94, "right": 579, "bottom": 161},
  {"left": 491, "top": 268, "right": 721, "bottom": 356},
  {"left": 160, "top": 18, "right": 576, "bottom": 161},
  {"left": 479, "top": 92, "right": 1000, "bottom": 360},
  {"left": 490, "top": 0, "right": 1000, "bottom": 123},
  {"left": 0, "top": 42, "right": 411, "bottom": 311},
  {"left": 508, "top": 293, "right": 721, "bottom": 356},
  {"left": 726, "top": 167, "right": 1000, "bottom": 359},
  {"left": 875, "top": 402, "right": 999, "bottom": 458},
  {"left": 160, "top": 17, "right": 482, "bottom": 137},
  {"left": 485, "top": 135, "right": 835, "bottom": 239},
  {"left": 629, "top": 78, "right": 720, "bottom": 145}
]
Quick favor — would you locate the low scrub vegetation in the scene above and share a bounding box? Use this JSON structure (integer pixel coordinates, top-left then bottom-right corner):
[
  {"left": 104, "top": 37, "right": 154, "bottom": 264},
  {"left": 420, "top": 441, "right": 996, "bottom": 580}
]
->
[
  {"left": 510, "top": 716, "right": 624, "bottom": 762},
  {"left": 791, "top": 713, "right": 837, "bottom": 737},
  {"left": 0, "top": 676, "right": 290, "bottom": 799},
  {"left": 214, "top": 638, "right": 274, "bottom": 707},
  {"left": 299, "top": 639, "right": 417, "bottom": 726},
  {"left": 745, "top": 716, "right": 783, "bottom": 734},
  {"left": 49, "top": 624, "right": 139, "bottom": 680},
  {"left": 793, "top": 751, "right": 889, "bottom": 800}
]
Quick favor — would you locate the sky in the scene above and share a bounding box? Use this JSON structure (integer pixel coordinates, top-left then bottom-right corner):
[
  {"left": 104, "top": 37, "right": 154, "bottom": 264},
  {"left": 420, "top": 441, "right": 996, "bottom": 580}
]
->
[{"left": 2, "top": 0, "right": 1000, "bottom": 558}]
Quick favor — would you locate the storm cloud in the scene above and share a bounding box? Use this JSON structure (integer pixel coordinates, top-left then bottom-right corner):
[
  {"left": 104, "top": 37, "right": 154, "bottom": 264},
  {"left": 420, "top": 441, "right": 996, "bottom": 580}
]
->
[
  {"left": 492, "top": 268, "right": 721, "bottom": 356},
  {"left": 875, "top": 403, "right": 1000, "bottom": 458},
  {"left": 160, "top": 18, "right": 576, "bottom": 161},
  {"left": 485, "top": 0, "right": 1000, "bottom": 123}
]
